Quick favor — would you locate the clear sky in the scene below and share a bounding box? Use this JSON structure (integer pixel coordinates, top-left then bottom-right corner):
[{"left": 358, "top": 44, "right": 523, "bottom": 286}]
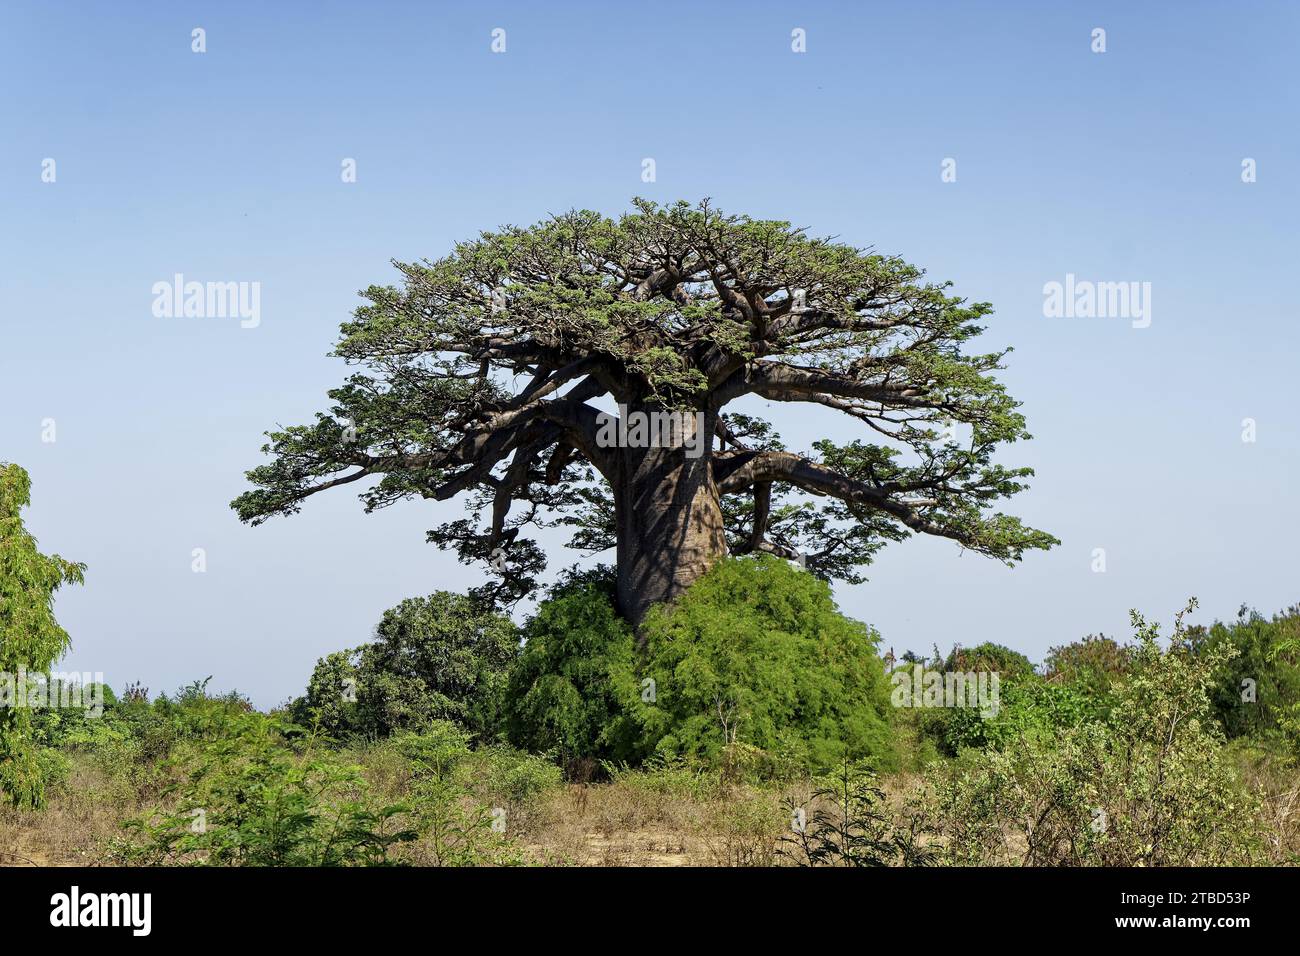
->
[{"left": 2, "top": 1, "right": 1297, "bottom": 707}]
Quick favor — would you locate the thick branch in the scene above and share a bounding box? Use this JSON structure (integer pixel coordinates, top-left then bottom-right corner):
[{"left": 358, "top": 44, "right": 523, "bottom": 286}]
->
[
  {"left": 713, "top": 362, "right": 938, "bottom": 410},
  {"left": 716, "top": 450, "right": 946, "bottom": 536}
]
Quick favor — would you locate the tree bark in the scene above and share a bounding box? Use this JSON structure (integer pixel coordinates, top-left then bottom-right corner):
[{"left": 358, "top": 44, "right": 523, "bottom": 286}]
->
[{"left": 613, "top": 404, "right": 728, "bottom": 627}]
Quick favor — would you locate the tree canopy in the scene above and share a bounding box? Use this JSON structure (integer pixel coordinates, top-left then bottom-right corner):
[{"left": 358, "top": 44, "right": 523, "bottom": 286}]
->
[{"left": 233, "top": 199, "right": 1056, "bottom": 621}]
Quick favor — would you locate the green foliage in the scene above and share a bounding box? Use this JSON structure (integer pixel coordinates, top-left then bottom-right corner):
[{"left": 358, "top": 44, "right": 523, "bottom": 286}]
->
[
  {"left": 116, "top": 708, "right": 416, "bottom": 866},
  {"left": 905, "top": 638, "right": 1111, "bottom": 757},
  {"left": 634, "top": 556, "right": 897, "bottom": 775},
  {"left": 28, "top": 678, "right": 115, "bottom": 747},
  {"left": 461, "top": 745, "right": 563, "bottom": 831},
  {"left": 1190, "top": 605, "right": 1300, "bottom": 746},
  {"left": 921, "top": 600, "right": 1260, "bottom": 866},
  {"left": 107, "top": 699, "right": 531, "bottom": 868},
  {"left": 0, "top": 463, "right": 85, "bottom": 807},
  {"left": 1044, "top": 633, "right": 1133, "bottom": 698},
  {"left": 602, "top": 754, "right": 723, "bottom": 803},
  {"left": 934, "top": 679, "right": 1095, "bottom": 754},
  {"left": 294, "top": 650, "right": 359, "bottom": 738},
  {"left": 943, "top": 641, "right": 1035, "bottom": 681},
  {"left": 232, "top": 199, "right": 1055, "bottom": 609},
  {"left": 779, "top": 758, "right": 932, "bottom": 867},
  {"left": 388, "top": 722, "right": 475, "bottom": 785},
  {"left": 22, "top": 591, "right": 1300, "bottom": 868},
  {"left": 503, "top": 559, "right": 898, "bottom": 777},
  {"left": 503, "top": 574, "right": 642, "bottom": 770},
  {"left": 294, "top": 592, "right": 519, "bottom": 741},
  {"left": 383, "top": 724, "right": 531, "bottom": 865}
]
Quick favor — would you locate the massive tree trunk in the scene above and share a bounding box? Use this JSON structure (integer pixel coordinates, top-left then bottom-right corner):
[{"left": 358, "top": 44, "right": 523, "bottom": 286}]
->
[{"left": 613, "top": 404, "right": 728, "bottom": 626}]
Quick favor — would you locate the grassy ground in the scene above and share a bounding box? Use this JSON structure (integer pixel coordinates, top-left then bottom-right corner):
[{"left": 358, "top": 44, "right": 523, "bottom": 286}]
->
[
  {"left": 0, "top": 751, "right": 814, "bottom": 866},
  {"left": 6, "top": 746, "right": 1295, "bottom": 866}
]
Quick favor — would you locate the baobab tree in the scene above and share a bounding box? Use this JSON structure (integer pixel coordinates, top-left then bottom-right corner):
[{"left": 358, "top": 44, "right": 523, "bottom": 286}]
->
[{"left": 233, "top": 200, "right": 1056, "bottom": 623}]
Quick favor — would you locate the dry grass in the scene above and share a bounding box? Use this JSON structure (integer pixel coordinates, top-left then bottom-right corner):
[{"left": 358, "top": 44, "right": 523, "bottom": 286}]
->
[
  {"left": 0, "top": 761, "right": 143, "bottom": 866},
  {"left": 6, "top": 749, "right": 1296, "bottom": 867},
  {"left": 516, "top": 776, "right": 792, "bottom": 866},
  {"left": 0, "top": 752, "right": 826, "bottom": 867}
]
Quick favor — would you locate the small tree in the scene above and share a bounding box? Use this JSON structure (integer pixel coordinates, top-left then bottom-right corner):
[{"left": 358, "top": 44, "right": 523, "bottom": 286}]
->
[
  {"left": 295, "top": 592, "right": 518, "bottom": 741},
  {"left": 0, "top": 463, "right": 85, "bottom": 806}
]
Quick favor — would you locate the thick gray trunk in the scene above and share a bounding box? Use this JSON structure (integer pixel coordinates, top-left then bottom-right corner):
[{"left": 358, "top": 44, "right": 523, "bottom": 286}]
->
[{"left": 613, "top": 404, "right": 727, "bottom": 626}]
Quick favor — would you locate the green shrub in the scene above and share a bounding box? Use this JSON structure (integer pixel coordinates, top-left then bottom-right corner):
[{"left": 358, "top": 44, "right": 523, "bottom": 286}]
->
[
  {"left": 1044, "top": 634, "right": 1133, "bottom": 698},
  {"left": 293, "top": 650, "right": 360, "bottom": 739},
  {"left": 388, "top": 722, "right": 475, "bottom": 785},
  {"left": 943, "top": 642, "right": 1035, "bottom": 681},
  {"left": 462, "top": 746, "right": 563, "bottom": 835},
  {"left": 603, "top": 755, "right": 723, "bottom": 803},
  {"left": 779, "top": 758, "right": 932, "bottom": 867},
  {"left": 391, "top": 723, "right": 529, "bottom": 864},
  {"left": 503, "top": 574, "right": 642, "bottom": 771},
  {"left": 0, "top": 463, "right": 85, "bottom": 807},
  {"left": 635, "top": 555, "right": 897, "bottom": 775},
  {"left": 294, "top": 592, "right": 519, "bottom": 742},
  {"left": 1191, "top": 605, "right": 1300, "bottom": 744},
  {"left": 935, "top": 679, "right": 1095, "bottom": 754},
  {"left": 920, "top": 601, "right": 1261, "bottom": 866},
  {"left": 116, "top": 710, "right": 416, "bottom": 866}
]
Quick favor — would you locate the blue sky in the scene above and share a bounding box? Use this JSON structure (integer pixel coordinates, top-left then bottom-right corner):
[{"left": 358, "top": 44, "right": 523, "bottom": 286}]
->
[{"left": 2, "top": 1, "right": 1297, "bottom": 706}]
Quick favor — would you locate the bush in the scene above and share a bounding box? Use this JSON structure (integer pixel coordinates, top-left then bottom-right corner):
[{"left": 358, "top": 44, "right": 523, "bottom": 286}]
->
[
  {"left": 294, "top": 592, "right": 519, "bottom": 742},
  {"left": 934, "top": 678, "right": 1094, "bottom": 754},
  {"left": 463, "top": 746, "right": 563, "bottom": 833},
  {"left": 115, "top": 709, "right": 416, "bottom": 866},
  {"left": 0, "top": 463, "right": 85, "bottom": 807},
  {"left": 778, "top": 758, "right": 932, "bottom": 867},
  {"left": 387, "top": 722, "right": 529, "bottom": 865},
  {"left": 293, "top": 651, "right": 359, "bottom": 739},
  {"left": 1043, "top": 634, "right": 1133, "bottom": 697},
  {"left": 920, "top": 601, "right": 1261, "bottom": 866},
  {"left": 1190, "top": 605, "right": 1300, "bottom": 745},
  {"left": 634, "top": 555, "right": 897, "bottom": 775},
  {"left": 503, "top": 574, "right": 642, "bottom": 772},
  {"left": 943, "top": 642, "right": 1035, "bottom": 682},
  {"left": 28, "top": 679, "right": 116, "bottom": 748}
]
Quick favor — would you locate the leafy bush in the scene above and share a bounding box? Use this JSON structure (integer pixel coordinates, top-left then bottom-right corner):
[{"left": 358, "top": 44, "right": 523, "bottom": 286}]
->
[
  {"left": 116, "top": 709, "right": 416, "bottom": 866},
  {"left": 634, "top": 556, "right": 897, "bottom": 775},
  {"left": 603, "top": 755, "right": 723, "bottom": 803},
  {"left": 943, "top": 642, "right": 1035, "bottom": 681},
  {"left": 294, "top": 592, "right": 519, "bottom": 741},
  {"left": 0, "top": 463, "right": 85, "bottom": 807},
  {"left": 920, "top": 601, "right": 1261, "bottom": 866},
  {"left": 462, "top": 746, "right": 563, "bottom": 834},
  {"left": 933, "top": 679, "right": 1095, "bottom": 754},
  {"left": 28, "top": 680, "right": 116, "bottom": 748},
  {"left": 906, "top": 636, "right": 1112, "bottom": 757},
  {"left": 503, "top": 574, "right": 642, "bottom": 771},
  {"left": 1190, "top": 605, "right": 1300, "bottom": 745},
  {"left": 504, "top": 558, "right": 897, "bottom": 777},
  {"left": 294, "top": 651, "right": 359, "bottom": 739},
  {"left": 390, "top": 723, "right": 529, "bottom": 865},
  {"left": 1044, "top": 634, "right": 1133, "bottom": 697}
]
